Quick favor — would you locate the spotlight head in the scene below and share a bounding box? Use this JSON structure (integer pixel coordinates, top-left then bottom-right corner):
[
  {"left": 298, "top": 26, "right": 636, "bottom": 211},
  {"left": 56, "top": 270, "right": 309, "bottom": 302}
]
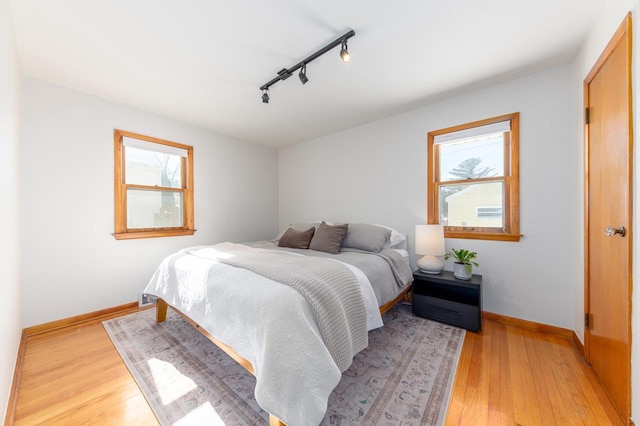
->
[
  {"left": 299, "top": 65, "right": 308, "bottom": 85},
  {"left": 262, "top": 90, "right": 269, "bottom": 103},
  {"left": 340, "top": 41, "right": 350, "bottom": 62}
]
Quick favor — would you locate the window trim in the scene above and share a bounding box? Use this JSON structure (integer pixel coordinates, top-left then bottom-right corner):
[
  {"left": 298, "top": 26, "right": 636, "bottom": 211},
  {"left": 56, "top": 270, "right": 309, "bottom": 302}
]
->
[
  {"left": 113, "top": 129, "right": 195, "bottom": 240},
  {"left": 427, "top": 112, "right": 521, "bottom": 242}
]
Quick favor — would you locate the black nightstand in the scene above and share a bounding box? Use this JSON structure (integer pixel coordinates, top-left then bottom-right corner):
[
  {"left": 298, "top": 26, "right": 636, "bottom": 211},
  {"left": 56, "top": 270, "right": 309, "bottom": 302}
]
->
[{"left": 412, "top": 270, "right": 482, "bottom": 332}]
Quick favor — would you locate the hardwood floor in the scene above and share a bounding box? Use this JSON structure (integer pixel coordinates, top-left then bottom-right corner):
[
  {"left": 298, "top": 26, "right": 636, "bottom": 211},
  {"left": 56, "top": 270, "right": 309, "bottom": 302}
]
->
[
  {"left": 447, "top": 320, "right": 624, "bottom": 425},
  {"left": 12, "top": 308, "right": 158, "bottom": 426},
  {"left": 11, "top": 310, "right": 623, "bottom": 425}
]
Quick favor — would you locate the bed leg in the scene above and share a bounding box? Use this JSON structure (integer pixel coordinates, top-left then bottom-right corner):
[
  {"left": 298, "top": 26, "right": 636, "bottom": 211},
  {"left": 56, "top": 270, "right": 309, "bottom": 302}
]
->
[
  {"left": 156, "top": 298, "right": 168, "bottom": 323},
  {"left": 269, "top": 414, "right": 285, "bottom": 426}
]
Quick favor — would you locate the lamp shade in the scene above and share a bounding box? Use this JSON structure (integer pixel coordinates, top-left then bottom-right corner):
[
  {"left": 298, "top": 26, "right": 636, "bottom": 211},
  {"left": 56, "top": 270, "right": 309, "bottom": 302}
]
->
[{"left": 415, "top": 225, "right": 445, "bottom": 256}]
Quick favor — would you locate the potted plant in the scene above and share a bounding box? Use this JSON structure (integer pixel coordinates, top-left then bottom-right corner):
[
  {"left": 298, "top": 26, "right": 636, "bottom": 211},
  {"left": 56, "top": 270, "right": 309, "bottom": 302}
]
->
[{"left": 444, "top": 248, "right": 479, "bottom": 280}]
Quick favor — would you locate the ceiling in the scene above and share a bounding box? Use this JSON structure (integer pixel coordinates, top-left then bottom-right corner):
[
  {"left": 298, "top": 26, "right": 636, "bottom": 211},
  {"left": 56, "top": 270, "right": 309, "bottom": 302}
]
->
[{"left": 9, "top": 0, "right": 606, "bottom": 148}]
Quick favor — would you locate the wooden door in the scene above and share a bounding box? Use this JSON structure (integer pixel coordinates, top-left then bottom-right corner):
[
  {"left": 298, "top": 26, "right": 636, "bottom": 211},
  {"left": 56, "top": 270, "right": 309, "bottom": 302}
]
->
[{"left": 584, "top": 14, "right": 632, "bottom": 423}]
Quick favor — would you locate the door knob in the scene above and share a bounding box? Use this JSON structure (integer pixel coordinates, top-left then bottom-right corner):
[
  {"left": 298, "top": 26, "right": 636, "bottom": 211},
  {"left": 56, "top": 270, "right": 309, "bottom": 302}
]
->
[{"left": 605, "top": 226, "right": 626, "bottom": 237}]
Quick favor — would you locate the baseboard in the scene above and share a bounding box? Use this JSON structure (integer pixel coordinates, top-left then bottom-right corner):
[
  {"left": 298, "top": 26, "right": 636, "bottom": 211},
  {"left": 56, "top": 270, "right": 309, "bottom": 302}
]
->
[
  {"left": 572, "top": 331, "right": 585, "bottom": 356},
  {"left": 24, "top": 301, "right": 141, "bottom": 336},
  {"left": 3, "top": 330, "right": 26, "bottom": 426},
  {"left": 482, "top": 311, "right": 573, "bottom": 339}
]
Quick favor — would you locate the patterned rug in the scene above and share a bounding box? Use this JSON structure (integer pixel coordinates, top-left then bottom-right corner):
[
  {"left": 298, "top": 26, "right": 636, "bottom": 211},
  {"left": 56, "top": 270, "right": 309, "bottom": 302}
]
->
[{"left": 103, "top": 303, "right": 465, "bottom": 425}]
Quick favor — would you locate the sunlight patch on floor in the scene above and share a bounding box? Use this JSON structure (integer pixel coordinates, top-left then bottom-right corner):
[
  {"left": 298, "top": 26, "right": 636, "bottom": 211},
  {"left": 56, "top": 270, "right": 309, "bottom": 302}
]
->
[
  {"left": 174, "top": 402, "right": 226, "bottom": 426},
  {"left": 148, "top": 357, "right": 197, "bottom": 405}
]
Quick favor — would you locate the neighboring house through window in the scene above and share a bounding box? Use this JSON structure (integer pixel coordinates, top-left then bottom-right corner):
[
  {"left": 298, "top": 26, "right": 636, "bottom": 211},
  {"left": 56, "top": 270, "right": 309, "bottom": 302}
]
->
[
  {"left": 427, "top": 113, "right": 520, "bottom": 241},
  {"left": 113, "top": 129, "right": 195, "bottom": 240}
]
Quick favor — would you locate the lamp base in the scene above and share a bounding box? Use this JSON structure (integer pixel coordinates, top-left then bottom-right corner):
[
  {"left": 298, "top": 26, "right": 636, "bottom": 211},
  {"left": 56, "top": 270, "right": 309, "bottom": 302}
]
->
[{"left": 417, "top": 255, "right": 444, "bottom": 274}]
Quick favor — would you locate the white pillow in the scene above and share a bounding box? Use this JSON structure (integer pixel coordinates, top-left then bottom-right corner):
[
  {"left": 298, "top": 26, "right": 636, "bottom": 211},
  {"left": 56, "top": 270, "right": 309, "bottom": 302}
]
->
[{"left": 375, "top": 224, "right": 408, "bottom": 251}]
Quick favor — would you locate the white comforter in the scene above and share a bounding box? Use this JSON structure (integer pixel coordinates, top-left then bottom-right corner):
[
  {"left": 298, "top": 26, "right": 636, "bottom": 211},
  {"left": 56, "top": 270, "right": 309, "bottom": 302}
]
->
[{"left": 143, "top": 246, "right": 383, "bottom": 426}]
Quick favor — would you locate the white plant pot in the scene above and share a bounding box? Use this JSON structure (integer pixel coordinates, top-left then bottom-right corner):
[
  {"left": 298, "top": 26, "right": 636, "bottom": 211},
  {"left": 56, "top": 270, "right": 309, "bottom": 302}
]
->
[{"left": 453, "top": 262, "right": 472, "bottom": 280}]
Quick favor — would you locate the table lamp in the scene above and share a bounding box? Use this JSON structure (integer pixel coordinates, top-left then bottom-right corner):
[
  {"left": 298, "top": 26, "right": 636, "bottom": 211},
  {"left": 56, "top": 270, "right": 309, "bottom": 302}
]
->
[{"left": 415, "top": 224, "right": 445, "bottom": 274}]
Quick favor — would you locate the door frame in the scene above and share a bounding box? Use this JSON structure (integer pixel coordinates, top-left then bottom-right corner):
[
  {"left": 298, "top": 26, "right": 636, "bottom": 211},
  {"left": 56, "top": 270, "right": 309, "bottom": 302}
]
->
[{"left": 583, "top": 12, "right": 633, "bottom": 418}]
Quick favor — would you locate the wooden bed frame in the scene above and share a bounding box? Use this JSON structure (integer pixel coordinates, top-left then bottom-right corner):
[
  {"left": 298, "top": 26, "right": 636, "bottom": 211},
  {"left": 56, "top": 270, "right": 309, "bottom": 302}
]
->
[{"left": 155, "top": 284, "right": 412, "bottom": 426}]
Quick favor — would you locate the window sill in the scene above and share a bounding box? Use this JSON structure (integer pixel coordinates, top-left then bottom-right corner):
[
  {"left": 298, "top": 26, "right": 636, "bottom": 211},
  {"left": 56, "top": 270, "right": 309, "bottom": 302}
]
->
[
  {"left": 444, "top": 231, "right": 522, "bottom": 242},
  {"left": 113, "top": 229, "right": 195, "bottom": 240}
]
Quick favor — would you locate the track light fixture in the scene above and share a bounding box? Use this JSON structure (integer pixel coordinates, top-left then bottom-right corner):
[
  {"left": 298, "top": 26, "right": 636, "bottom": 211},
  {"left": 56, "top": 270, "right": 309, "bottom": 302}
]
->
[
  {"left": 259, "top": 29, "right": 355, "bottom": 103},
  {"left": 299, "top": 65, "right": 308, "bottom": 84},
  {"left": 340, "top": 40, "right": 350, "bottom": 63}
]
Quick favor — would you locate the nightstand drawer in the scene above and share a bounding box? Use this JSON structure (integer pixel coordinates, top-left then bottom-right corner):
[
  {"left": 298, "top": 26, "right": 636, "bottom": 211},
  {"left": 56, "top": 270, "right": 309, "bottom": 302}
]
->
[{"left": 412, "top": 294, "right": 480, "bottom": 331}]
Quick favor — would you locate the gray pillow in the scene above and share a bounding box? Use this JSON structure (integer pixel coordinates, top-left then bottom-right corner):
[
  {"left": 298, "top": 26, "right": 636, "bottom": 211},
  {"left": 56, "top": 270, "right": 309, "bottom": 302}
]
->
[
  {"left": 342, "top": 223, "right": 391, "bottom": 252},
  {"left": 278, "top": 227, "right": 315, "bottom": 249},
  {"left": 309, "top": 222, "right": 348, "bottom": 254}
]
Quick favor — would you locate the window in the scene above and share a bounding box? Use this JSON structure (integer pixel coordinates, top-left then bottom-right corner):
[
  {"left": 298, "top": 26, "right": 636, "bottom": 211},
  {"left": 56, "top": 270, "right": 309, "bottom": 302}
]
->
[
  {"left": 427, "top": 113, "right": 520, "bottom": 241},
  {"left": 114, "top": 129, "right": 194, "bottom": 240}
]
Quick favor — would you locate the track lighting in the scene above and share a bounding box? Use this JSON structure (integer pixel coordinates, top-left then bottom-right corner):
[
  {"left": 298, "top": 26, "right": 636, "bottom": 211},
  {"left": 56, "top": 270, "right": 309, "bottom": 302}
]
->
[
  {"left": 259, "top": 29, "right": 355, "bottom": 103},
  {"left": 340, "top": 41, "right": 350, "bottom": 63},
  {"left": 299, "top": 65, "right": 308, "bottom": 84}
]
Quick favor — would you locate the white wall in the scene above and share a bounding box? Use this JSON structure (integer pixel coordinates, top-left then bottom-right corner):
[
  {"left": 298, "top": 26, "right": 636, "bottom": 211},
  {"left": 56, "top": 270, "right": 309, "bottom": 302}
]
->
[
  {"left": 280, "top": 65, "right": 575, "bottom": 329},
  {"left": 19, "top": 77, "right": 279, "bottom": 327},
  {"left": 571, "top": 0, "right": 638, "bottom": 420},
  {"left": 0, "top": 0, "right": 21, "bottom": 420}
]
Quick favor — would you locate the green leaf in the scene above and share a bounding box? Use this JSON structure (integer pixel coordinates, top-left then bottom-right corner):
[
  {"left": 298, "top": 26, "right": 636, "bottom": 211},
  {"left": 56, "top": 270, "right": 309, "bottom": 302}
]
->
[{"left": 445, "top": 248, "right": 479, "bottom": 268}]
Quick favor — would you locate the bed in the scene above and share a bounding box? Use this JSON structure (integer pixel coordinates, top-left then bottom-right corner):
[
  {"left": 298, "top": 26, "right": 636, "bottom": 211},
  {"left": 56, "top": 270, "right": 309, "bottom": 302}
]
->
[{"left": 143, "top": 222, "right": 413, "bottom": 426}]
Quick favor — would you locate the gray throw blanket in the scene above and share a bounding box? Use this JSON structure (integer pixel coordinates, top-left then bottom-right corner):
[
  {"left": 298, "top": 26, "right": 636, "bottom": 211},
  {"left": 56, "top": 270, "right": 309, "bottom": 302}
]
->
[
  {"left": 183, "top": 243, "right": 368, "bottom": 372},
  {"left": 342, "top": 247, "right": 414, "bottom": 288}
]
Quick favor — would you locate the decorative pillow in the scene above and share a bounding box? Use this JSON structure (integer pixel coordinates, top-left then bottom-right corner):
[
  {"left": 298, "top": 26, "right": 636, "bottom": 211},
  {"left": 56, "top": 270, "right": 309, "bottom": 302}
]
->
[
  {"left": 342, "top": 223, "right": 391, "bottom": 252},
  {"left": 276, "top": 222, "right": 320, "bottom": 240},
  {"left": 309, "top": 221, "right": 348, "bottom": 254},
  {"left": 278, "top": 227, "right": 316, "bottom": 249}
]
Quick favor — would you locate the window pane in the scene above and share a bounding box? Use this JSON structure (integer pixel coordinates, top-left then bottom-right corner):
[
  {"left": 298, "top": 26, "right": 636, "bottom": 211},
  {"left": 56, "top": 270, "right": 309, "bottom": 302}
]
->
[
  {"left": 439, "top": 133, "right": 504, "bottom": 181},
  {"left": 125, "top": 146, "right": 182, "bottom": 188},
  {"left": 127, "top": 189, "right": 183, "bottom": 229},
  {"left": 439, "top": 181, "right": 504, "bottom": 228}
]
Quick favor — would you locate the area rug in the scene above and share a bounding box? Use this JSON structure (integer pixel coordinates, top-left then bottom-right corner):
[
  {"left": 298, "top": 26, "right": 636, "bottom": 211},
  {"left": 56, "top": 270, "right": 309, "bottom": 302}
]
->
[{"left": 103, "top": 303, "right": 465, "bottom": 426}]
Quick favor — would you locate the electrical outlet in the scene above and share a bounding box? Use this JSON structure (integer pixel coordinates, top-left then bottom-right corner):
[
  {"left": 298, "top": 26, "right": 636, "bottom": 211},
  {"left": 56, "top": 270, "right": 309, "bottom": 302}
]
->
[{"left": 138, "top": 291, "right": 155, "bottom": 307}]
